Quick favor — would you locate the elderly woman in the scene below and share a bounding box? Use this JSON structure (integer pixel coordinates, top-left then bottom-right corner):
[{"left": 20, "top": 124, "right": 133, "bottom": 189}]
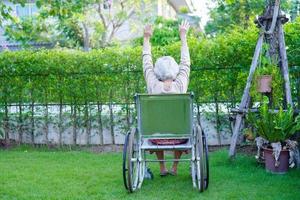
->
[{"left": 142, "top": 20, "right": 190, "bottom": 176}]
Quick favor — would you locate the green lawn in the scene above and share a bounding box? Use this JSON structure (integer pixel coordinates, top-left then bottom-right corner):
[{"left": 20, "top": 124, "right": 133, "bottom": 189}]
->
[{"left": 0, "top": 147, "right": 299, "bottom": 200}]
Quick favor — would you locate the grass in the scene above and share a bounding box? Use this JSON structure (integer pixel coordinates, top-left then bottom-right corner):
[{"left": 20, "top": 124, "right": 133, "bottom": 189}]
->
[{"left": 0, "top": 146, "right": 300, "bottom": 200}]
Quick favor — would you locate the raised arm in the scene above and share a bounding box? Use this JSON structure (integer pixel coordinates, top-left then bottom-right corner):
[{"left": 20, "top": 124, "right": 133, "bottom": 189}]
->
[
  {"left": 175, "top": 20, "right": 191, "bottom": 93},
  {"left": 142, "top": 25, "right": 157, "bottom": 93}
]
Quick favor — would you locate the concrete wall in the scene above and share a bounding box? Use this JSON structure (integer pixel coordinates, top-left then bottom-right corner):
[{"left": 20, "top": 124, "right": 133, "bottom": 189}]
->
[{"left": 1, "top": 104, "right": 233, "bottom": 146}]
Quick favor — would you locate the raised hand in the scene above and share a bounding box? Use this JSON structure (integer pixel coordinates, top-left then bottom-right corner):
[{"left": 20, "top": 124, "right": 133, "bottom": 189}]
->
[
  {"left": 144, "top": 24, "right": 153, "bottom": 39},
  {"left": 179, "top": 20, "right": 190, "bottom": 40}
]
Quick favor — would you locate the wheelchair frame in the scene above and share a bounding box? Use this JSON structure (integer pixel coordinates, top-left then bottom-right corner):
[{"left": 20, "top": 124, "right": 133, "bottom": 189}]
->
[{"left": 122, "top": 93, "right": 209, "bottom": 193}]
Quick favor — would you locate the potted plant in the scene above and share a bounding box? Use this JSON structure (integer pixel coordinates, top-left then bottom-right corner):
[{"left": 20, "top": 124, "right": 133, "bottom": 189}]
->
[
  {"left": 250, "top": 58, "right": 283, "bottom": 108},
  {"left": 255, "top": 66, "right": 273, "bottom": 93},
  {"left": 247, "top": 101, "right": 300, "bottom": 174}
]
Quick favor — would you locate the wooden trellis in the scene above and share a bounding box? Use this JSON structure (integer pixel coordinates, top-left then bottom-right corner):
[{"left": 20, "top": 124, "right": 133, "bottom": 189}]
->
[{"left": 229, "top": 0, "right": 293, "bottom": 158}]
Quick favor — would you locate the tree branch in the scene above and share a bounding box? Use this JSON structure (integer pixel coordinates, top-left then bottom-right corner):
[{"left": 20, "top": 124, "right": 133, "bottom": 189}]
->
[{"left": 97, "top": 2, "right": 107, "bottom": 28}]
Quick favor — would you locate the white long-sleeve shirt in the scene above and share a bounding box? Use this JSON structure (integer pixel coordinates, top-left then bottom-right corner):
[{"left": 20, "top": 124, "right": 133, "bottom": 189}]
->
[{"left": 142, "top": 41, "right": 190, "bottom": 94}]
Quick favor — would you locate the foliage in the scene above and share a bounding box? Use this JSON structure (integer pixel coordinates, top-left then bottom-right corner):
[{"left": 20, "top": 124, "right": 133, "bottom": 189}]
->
[
  {"left": 133, "top": 16, "right": 203, "bottom": 47},
  {"left": 290, "top": 0, "right": 300, "bottom": 21},
  {"left": 250, "top": 51, "right": 284, "bottom": 108},
  {"left": 133, "top": 17, "right": 181, "bottom": 47},
  {"left": 0, "top": 0, "right": 26, "bottom": 27},
  {"left": 247, "top": 100, "right": 300, "bottom": 142},
  {"left": 285, "top": 17, "right": 300, "bottom": 67},
  {"left": 3, "top": 0, "right": 152, "bottom": 49},
  {"left": 1, "top": 18, "right": 300, "bottom": 105},
  {"left": 0, "top": 27, "right": 256, "bottom": 105},
  {"left": 205, "top": 0, "right": 265, "bottom": 35},
  {"left": 205, "top": 0, "right": 292, "bottom": 35},
  {"left": 179, "top": 6, "right": 189, "bottom": 14},
  {"left": 4, "top": 16, "right": 53, "bottom": 47},
  {"left": 150, "top": 17, "right": 181, "bottom": 46}
]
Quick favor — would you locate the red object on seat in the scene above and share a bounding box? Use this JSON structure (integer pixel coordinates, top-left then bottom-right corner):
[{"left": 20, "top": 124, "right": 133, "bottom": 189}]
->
[{"left": 149, "top": 139, "right": 188, "bottom": 145}]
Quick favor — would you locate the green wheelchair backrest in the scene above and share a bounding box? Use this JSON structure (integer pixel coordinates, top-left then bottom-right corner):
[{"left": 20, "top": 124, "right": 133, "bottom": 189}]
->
[{"left": 136, "top": 93, "right": 193, "bottom": 136}]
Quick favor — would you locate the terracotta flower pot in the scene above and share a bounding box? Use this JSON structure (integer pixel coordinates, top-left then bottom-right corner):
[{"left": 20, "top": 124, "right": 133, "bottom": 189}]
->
[
  {"left": 263, "top": 147, "right": 289, "bottom": 174},
  {"left": 257, "top": 75, "right": 272, "bottom": 93}
]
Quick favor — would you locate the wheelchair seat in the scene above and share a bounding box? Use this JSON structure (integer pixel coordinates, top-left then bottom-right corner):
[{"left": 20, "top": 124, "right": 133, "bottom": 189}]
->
[{"left": 149, "top": 138, "right": 189, "bottom": 145}]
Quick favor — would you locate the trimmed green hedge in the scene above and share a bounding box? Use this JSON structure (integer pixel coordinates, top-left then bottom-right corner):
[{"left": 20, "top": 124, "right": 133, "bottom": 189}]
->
[{"left": 0, "top": 19, "right": 299, "bottom": 105}]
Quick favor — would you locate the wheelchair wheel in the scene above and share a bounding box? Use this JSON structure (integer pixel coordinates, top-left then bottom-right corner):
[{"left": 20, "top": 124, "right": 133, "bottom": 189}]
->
[
  {"left": 195, "top": 124, "right": 204, "bottom": 192},
  {"left": 202, "top": 128, "right": 209, "bottom": 190},
  {"left": 122, "top": 128, "right": 140, "bottom": 193},
  {"left": 122, "top": 131, "right": 130, "bottom": 190}
]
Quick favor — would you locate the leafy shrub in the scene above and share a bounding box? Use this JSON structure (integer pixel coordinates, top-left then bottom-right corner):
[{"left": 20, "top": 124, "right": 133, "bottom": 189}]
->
[
  {"left": 247, "top": 101, "right": 300, "bottom": 142},
  {"left": 0, "top": 18, "right": 299, "bottom": 106}
]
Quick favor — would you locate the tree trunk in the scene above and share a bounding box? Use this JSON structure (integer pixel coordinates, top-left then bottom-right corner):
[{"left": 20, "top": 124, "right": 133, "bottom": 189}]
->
[
  {"left": 97, "top": 101, "right": 104, "bottom": 145},
  {"left": 18, "top": 102, "right": 23, "bottom": 145},
  {"left": 72, "top": 104, "right": 77, "bottom": 145},
  {"left": 85, "top": 101, "right": 91, "bottom": 145},
  {"left": 214, "top": 95, "right": 222, "bottom": 146},
  {"left": 30, "top": 87, "right": 35, "bottom": 144},
  {"left": 44, "top": 89, "right": 49, "bottom": 146},
  {"left": 30, "top": 101, "right": 34, "bottom": 144},
  {"left": 58, "top": 77, "right": 63, "bottom": 147},
  {"left": 58, "top": 99, "right": 63, "bottom": 147},
  {"left": 109, "top": 90, "right": 115, "bottom": 145},
  {"left": 196, "top": 103, "right": 201, "bottom": 126},
  {"left": 100, "top": 31, "right": 108, "bottom": 47},
  {"left": 4, "top": 102, "right": 9, "bottom": 145},
  {"left": 125, "top": 82, "right": 131, "bottom": 131},
  {"left": 44, "top": 102, "right": 49, "bottom": 146},
  {"left": 82, "top": 22, "right": 90, "bottom": 51},
  {"left": 125, "top": 103, "right": 130, "bottom": 130}
]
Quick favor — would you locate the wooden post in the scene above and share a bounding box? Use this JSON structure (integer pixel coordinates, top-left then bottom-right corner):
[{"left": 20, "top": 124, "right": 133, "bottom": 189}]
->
[
  {"left": 278, "top": 21, "right": 293, "bottom": 106},
  {"left": 229, "top": 34, "right": 264, "bottom": 157}
]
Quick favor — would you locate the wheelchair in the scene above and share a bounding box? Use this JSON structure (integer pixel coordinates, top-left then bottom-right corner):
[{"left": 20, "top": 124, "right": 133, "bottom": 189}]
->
[{"left": 122, "top": 93, "right": 209, "bottom": 193}]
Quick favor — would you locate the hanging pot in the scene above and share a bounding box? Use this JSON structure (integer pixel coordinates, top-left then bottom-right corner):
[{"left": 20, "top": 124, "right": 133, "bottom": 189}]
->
[
  {"left": 257, "top": 75, "right": 272, "bottom": 93},
  {"left": 263, "top": 147, "right": 289, "bottom": 174}
]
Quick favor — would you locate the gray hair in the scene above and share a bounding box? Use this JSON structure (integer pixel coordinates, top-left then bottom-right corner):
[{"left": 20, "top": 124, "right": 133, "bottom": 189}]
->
[{"left": 154, "top": 56, "right": 179, "bottom": 81}]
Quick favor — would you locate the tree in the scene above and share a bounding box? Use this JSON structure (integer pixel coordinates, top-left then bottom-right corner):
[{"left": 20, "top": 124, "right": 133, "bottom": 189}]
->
[
  {"left": 205, "top": 0, "right": 265, "bottom": 35},
  {"left": 3, "top": 0, "right": 152, "bottom": 49},
  {"left": 204, "top": 0, "right": 291, "bottom": 35},
  {"left": 0, "top": 0, "right": 26, "bottom": 27},
  {"left": 4, "top": 16, "right": 54, "bottom": 47}
]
